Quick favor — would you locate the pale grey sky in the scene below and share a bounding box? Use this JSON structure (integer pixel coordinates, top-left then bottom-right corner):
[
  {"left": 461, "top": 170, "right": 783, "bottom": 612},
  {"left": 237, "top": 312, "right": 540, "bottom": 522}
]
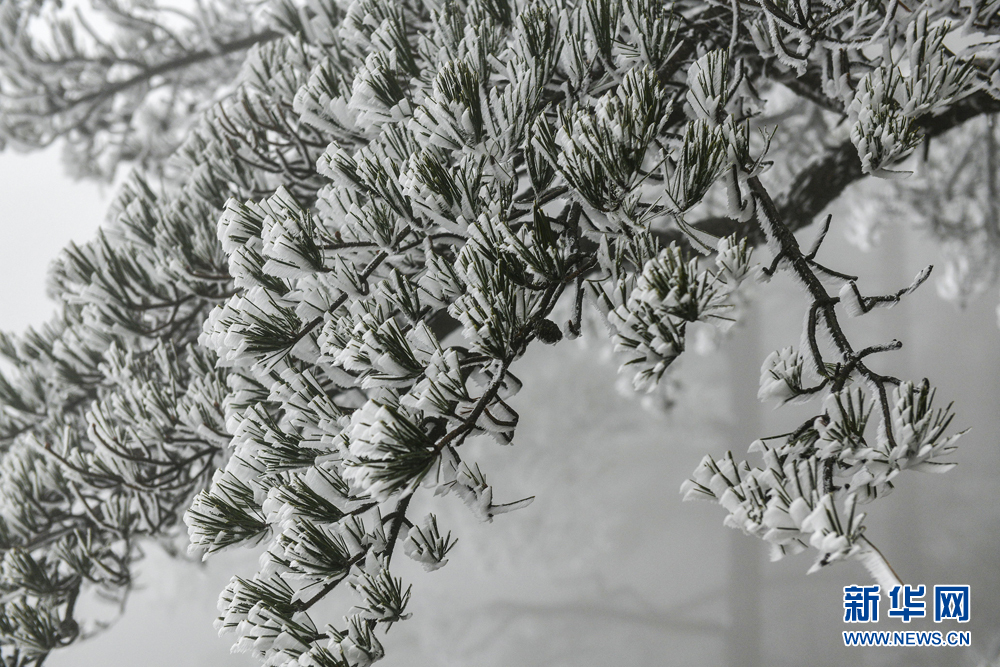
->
[{"left": 0, "top": 149, "right": 105, "bottom": 333}]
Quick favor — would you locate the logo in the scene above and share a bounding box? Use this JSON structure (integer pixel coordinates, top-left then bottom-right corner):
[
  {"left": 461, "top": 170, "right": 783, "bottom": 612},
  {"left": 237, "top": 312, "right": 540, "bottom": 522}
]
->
[
  {"left": 841, "top": 582, "right": 971, "bottom": 650},
  {"left": 888, "top": 585, "right": 926, "bottom": 622},
  {"left": 934, "top": 586, "right": 970, "bottom": 622},
  {"left": 844, "top": 585, "right": 880, "bottom": 622}
]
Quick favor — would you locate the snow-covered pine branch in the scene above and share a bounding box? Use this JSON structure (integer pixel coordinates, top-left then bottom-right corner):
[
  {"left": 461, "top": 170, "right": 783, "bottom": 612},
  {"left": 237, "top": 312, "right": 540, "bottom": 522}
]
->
[
  {"left": 0, "top": 0, "right": 281, "bottom": 180},
  {"left": 0, "top": 0, "right": 998, "bottom": 664}
]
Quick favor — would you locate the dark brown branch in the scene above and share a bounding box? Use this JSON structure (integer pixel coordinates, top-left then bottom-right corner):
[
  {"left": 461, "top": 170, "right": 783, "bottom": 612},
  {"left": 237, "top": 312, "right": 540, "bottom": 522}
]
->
[
  {"left": 685, "top": 91, "right": 1000, "bottom": 244},
  {"left": 26, "top": 30, "right": 281, "bottom": 118},
  {"left": 328, "top": 92, "right": 1000, "bottom": 399},
  {"left": 747, "top": 175, "right": 900, "bottom": 450}
]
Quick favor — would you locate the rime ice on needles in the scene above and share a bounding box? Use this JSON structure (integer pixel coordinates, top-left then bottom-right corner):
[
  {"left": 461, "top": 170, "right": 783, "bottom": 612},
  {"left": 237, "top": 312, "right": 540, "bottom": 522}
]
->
[
  {"left": 593, "top": 236, "right": 752, "bottom": 392},
  {"left": 684, "top": 132, "right": 962, "bottom": 586},
  {"left": 0, "top": 0, "right": 276, "bottom": 180},
  {"left": 683, "top": 382, "right": 961, "bottom": 585},
  {"left": 402, "top": 514, "right": 456, "bottom": 571},
  {"left": 3, "top": 0, "right": 999, "bottom": 664},
  {"left": 758, "top": 347, "right": 808, "bottom": 404},
  {"left": 848, "top": 12, "right": 974, "bottom": 178}
]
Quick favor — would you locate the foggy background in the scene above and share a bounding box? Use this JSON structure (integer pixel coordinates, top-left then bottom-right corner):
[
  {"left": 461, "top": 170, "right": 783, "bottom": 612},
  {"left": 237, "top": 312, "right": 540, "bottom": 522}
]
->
[{"left": 2, "top": 149, "right": 998, "bottom": 667}]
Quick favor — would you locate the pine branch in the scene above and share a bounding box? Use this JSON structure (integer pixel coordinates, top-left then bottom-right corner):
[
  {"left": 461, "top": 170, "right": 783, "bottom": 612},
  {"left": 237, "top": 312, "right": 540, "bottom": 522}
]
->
[
  {"left": 747, "top": 175, "right": 902, "bottom": 448},
  {"left": 13, "top": 30, "right": 281, "bottom": 120},
  {"left": 685, "top": 91, "right": 1000, "bottom": 246}
]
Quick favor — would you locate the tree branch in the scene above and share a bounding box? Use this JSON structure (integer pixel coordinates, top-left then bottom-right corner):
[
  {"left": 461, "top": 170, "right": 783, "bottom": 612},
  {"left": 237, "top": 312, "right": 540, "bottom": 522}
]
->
[
  {"left": 52, "top": 30, "right": 281, "bottom": 115},
  {"left": 687, "top": 91, "right": 1000, "bottom": 244}
]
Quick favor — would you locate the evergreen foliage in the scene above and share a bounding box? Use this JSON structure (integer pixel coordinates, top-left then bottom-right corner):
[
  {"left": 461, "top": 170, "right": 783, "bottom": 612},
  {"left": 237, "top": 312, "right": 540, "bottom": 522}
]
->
[
  {"left": 1, "top": 0, "right": 999, "bottom": 664},
  {"left": 0, "top": 0, "right": 280, "bottom": 180}
]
